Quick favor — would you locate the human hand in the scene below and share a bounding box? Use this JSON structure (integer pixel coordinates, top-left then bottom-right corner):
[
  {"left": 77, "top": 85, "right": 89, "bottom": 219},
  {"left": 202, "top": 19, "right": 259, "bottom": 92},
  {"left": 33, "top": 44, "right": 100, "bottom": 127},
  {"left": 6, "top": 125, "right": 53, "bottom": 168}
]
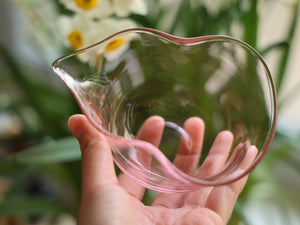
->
[{"left": 68, "top": 114, "right": 257, "bottom": 225}]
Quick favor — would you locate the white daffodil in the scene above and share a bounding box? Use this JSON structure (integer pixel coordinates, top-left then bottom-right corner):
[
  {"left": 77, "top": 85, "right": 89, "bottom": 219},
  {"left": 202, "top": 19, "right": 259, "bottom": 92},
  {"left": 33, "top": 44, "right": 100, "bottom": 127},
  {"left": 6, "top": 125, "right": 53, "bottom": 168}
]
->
[
  {"left": 59, "top": 0, "right": 113, "bottom": 19},
  {"left": 59, "top": 15, "right": 138, "bottom": 49},
  {"left": 103, "top": 34, "right": 132, "bottom": 61},
  {"left": 58, "top": 15, "right": 99, "bottom": 49},
  {"left": 94, "top": 18, "right": 138, "bottom": 61},
  {"left": 111, "top": 0, "right": 148, "bottom": 17},
  {"left": 59, "top": 15, "right": 137, "bottom": 63}
]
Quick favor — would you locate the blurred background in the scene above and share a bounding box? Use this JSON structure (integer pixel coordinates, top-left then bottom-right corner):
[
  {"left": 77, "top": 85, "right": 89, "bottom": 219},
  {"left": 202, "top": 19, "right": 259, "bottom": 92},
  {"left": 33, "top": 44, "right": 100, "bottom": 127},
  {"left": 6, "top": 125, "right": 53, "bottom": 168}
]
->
[{"left": 0, "top": 0, "right": 300, "bottom": 224}]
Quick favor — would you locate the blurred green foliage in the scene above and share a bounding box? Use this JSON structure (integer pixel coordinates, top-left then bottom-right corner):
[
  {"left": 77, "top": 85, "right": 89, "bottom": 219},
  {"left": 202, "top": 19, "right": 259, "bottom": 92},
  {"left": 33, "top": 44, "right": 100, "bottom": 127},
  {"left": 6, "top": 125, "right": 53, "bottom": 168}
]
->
[{"left": 1, "top": 0, "right": 300, "bottom": 224}]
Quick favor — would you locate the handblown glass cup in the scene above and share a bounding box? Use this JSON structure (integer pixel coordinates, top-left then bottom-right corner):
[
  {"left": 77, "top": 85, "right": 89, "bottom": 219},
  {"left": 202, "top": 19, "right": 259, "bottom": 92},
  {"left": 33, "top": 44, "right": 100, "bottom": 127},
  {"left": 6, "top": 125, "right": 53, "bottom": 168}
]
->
[{"left": 52, "top": 28, "right": 277, "bottom": 193}]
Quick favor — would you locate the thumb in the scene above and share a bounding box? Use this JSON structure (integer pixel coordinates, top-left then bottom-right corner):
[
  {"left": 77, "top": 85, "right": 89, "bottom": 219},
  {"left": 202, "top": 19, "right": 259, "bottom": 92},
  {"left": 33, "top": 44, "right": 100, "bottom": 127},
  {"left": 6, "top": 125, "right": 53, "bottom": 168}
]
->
[{"left": 68, "top": 114, "right": 118, "bottom": 193}]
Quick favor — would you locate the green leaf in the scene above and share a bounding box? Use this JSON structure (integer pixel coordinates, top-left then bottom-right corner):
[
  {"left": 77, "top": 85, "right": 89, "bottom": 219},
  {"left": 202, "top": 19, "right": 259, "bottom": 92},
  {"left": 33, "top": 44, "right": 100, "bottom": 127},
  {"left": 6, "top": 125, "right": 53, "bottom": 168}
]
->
[
  {"left": 276, "top": 3, "right": 299, "bottom": 94},
  {"left": 242, "top": 0, "right": 258, "bottom": 48},
  {"left": 260, "top": 41, "right": 289, "bottom": 56},
  {"left": 0, "top": 42, "right": 79, "bottom": 138},
  {"left": 0, "top": 194, "right": 63, "bottom": 216},
  {"left": 9, "top": 137, "right": 81, "bottom": 164}
]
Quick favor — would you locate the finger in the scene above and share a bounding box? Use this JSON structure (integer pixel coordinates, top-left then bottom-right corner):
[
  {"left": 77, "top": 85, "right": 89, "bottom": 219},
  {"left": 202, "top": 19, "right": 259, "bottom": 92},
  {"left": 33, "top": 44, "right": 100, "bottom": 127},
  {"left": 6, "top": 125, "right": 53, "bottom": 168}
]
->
[
  {"left": 68, "top": 114, "right": 118, "bottom": 197},
  {"left": 204, "top": 145, "right": 258, "bottom": 223},
  {"left": 118, "top": 116, "right": 165, "bottom": 200},
  {"left": 152, "top": 117, "right": 205, "bottom": 208},
  {"left": 184, "top": 131, "right": 233, "bottom": 207},
  {"left": 196, "top": 131, "right": 233, "bottom": 178},
  {"left": 174, "top": 117, "right": 205, "bottom": 175}
]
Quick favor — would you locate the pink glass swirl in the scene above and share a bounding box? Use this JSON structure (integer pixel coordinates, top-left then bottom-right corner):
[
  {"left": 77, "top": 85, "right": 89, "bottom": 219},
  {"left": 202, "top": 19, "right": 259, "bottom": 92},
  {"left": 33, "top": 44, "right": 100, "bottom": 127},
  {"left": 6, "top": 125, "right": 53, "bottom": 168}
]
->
[{"left": 52, "top": 28, "right": 277, "bottom": 193}]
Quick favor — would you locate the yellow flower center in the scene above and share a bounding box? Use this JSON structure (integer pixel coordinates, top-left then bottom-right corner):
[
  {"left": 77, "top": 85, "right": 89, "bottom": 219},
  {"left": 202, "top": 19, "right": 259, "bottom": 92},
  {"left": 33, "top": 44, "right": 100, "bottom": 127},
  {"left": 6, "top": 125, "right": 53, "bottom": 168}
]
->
[
  {"left": 67, "top": 29, "right": 84, "bottom": 49},
  {"left": 74, "top": 0, "right": 98, "bottom": 10},
  {"left": 105, "top": 38, "right": 126, "bottom": 52}
]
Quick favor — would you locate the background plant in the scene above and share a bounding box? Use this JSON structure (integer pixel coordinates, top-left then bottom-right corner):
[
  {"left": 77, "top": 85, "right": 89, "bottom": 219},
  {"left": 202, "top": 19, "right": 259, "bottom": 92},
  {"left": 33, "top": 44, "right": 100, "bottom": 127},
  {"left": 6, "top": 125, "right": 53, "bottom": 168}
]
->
[{"left": 0, "top": 0, "right": 300, "bottom": 224}]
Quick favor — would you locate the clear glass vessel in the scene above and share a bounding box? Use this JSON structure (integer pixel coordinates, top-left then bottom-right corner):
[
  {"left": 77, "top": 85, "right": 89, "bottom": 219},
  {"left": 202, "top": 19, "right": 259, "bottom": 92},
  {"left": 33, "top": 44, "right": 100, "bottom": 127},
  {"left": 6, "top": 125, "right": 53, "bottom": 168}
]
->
[{"left": 52, "top": 28, "right": 277, "bottom": 193}]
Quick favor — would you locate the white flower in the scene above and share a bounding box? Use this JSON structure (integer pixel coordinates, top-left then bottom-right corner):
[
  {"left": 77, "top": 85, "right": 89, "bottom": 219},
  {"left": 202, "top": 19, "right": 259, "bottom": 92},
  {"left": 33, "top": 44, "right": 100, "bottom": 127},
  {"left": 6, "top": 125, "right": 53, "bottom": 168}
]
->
[
  {"left": 103, "top": 33, "right": 136, "bottom": 62},
  {"left": 59, "top": 0, "right": 113, "bottom": 19},
  {"left": 59, "top": 15, "right": 138, "bottom": 64},
  {"left": 0, "top": 112, "right": 23, "bottom": 139},
  {"left": 59, "top": 15, "right": 137, "bottom": 48},
  {"left": 111, "top": 0, "right": 148, "bottom": 17},
  {"left": 58, "top": 15, "right": 99, "bottom": 49},
  {"left": 91, "top": 18, "right": 138, "bottom": 61}
]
